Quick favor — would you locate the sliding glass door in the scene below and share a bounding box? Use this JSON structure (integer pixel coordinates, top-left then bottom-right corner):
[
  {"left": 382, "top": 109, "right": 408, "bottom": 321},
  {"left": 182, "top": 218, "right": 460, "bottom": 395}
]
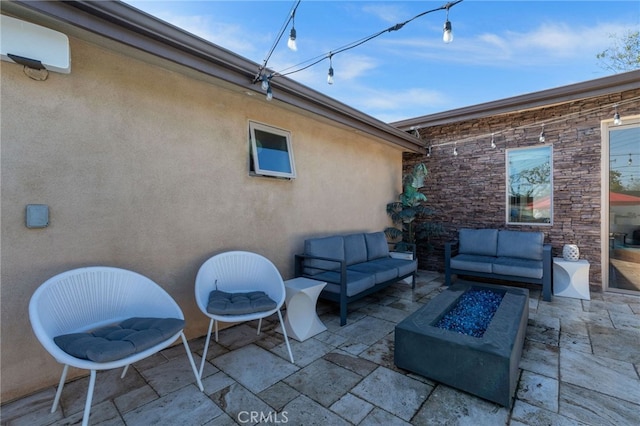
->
[{"left": 604, "top": 116, "right": 640, "bottom": 293}]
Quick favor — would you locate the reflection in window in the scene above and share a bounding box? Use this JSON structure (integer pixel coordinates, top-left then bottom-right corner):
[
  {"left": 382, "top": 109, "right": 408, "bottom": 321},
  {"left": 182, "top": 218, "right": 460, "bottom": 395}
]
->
[
  {"left": 506, "top": 145, "right": 553, "bottom": 224},
  {"left": 249, "top": 121, "right": 296, "bottom": 179}
]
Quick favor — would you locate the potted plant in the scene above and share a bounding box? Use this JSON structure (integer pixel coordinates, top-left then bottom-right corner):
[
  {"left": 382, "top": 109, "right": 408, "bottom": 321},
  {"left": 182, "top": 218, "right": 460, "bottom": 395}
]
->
[{"left": 385, "top": 163, "right": 442, "bottom": 256}]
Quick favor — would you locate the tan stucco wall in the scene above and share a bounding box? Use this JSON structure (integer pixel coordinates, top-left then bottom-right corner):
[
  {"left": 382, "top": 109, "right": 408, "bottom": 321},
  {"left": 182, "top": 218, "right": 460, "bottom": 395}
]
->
[{"left": 0, "top": 36, "right": 403, "bottom": 401}]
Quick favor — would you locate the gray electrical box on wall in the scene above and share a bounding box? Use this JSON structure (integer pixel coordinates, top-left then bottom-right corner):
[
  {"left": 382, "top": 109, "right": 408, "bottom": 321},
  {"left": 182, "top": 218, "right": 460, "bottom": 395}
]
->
[{"left": 26, "top": 204, "right": 49, "bottom": 228}]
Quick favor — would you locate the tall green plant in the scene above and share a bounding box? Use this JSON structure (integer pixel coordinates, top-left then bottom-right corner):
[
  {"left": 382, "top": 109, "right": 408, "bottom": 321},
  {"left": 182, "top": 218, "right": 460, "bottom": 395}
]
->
[{"left": 385, "top": 163, "right": 442, "bottom": 252}]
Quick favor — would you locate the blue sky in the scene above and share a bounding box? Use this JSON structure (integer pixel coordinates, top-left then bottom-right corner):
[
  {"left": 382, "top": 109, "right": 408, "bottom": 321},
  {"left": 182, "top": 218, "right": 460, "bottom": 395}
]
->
[{"left": 126, "top": 1, "right": 639, "bottom": 122}]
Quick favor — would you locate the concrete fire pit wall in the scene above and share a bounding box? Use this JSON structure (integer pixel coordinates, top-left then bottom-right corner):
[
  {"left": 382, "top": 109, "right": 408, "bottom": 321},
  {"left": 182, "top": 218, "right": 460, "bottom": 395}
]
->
[{"left": 394, "top": 282, "right": 529, "bottom": 407}]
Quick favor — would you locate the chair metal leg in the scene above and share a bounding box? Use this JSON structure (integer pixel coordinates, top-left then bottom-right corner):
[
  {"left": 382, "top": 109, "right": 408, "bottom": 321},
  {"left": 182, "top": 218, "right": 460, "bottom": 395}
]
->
[
  {"left": 257, "top": 318, "right": 262, "bottom": 335},
  {"left": 120, "top": 364, "right": 129, "bottom": 379},
  {"left": 81, "top": 370, "right": 97, "bottom": 426},
  {"left": 51, "top": 364, "right": 69, "bottom": 413},
  {"left": 199, "top": 319, "right": 215, "bottom": 379},
  {"left": 277, "top": 310, "right": 294, "bottom": 364},
  {"left": 181, "top": 332, "right": 204, "bottom": 392}
]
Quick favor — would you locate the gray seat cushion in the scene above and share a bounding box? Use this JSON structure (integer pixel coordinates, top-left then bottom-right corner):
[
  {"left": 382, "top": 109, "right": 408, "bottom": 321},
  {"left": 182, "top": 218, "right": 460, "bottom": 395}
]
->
[
  {"left": 207, "top": 290, "right": 277, "bottom": 315},
  {"left": 458, "top": 229, "right": 499, "bottom": 256},
  {"left": 54, "top": 317, "right": 184, "bottom": 363},
  {"left": 348, "top": 261, "right": 398, "bottom": 284},
  {"left": 365, "top": 232, "right": 390, "bottom": 260},
  {"left": 366, "top": 257, "right": 417, "bottom": 279},
  {"left": 492, "top": 257, "right": 543, "bottom": 279},
  {"left": 344, "top": 233, "right": 368, "bottom": 266},
  {"left": 450, "top": 254, "right": 495, "bottom": 273},
  {"left": 497, "top": 230, "right": 544, "bottom": 260},
  {"left": 314, "top": 270, "right": 375, "bottom": 297},
  {"left": 304, "top": 235, "right": 345, "bottom": 275}
]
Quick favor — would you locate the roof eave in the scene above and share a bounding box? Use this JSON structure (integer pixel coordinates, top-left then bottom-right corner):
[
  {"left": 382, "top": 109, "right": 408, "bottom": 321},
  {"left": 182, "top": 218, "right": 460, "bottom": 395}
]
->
[{"left": 392, "top": 69, "right": 640, "bottom": 130}]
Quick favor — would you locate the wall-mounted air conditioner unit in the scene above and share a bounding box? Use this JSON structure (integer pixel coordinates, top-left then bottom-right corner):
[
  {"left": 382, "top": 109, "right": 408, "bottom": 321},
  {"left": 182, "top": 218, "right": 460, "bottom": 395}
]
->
[{"left": 1, "top": 14, "right": 70, "bottom": 73}]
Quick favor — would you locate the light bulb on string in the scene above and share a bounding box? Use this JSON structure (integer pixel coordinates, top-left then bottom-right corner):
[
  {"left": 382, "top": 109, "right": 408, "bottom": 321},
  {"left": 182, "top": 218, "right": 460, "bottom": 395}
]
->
[
  {"left": 628, "top": 154, "right": 633, "bottom": 166},
  {"left": 539, "top": 125, "right": 546, "bottom": 143},
  {"left": 266, "top": 85, "right": 273, "bottom": 101},
  {"left": 453, "top": 143, "right": 458, "bottom": 156},
  {"left": 427, "top": 146, "right": 432, "bottom": 158},
  {"left": 613, "top": 105, "right": 622, "bottom": 125},
  {"left": 287, "top": 10, "right": 297, "bottom": 51},
  {"left": 442, "top": 8, "right": 453, "bottom": 43},
  {"left": 490, "top": 133, "right": 496, "bottom": 149},
  {"left": 287, "top": 27, "right": 297, "bottom": 51},
  {"left": 261, "top": 74, "right": 270, "bottom": 91},
  {"left": 327, "top": 54, "right": 334, "bottom": 85}
]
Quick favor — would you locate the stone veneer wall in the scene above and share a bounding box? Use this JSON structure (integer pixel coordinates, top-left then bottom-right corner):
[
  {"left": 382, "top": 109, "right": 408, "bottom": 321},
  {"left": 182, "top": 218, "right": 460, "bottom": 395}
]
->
[{"left": 406, "top": 88, "right": 640, "bottom": 293}]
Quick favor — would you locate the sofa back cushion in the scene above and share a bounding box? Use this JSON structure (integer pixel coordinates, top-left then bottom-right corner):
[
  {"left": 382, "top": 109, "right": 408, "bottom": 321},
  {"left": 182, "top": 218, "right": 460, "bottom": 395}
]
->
[
  {"left": 497, "top": 230, "right": 544, "bottom": 260},
  {"left": 365, "top": 232, "right": 390, "bottom": 260},
  {"left": 304, "top": 236, "right": 344, "bottom": 275},
  {"left": 344, "top": 233, "right": 368, "bottom": 266},
  {"left": 458, "top": 228, "right": 499, "bottom": 256}
]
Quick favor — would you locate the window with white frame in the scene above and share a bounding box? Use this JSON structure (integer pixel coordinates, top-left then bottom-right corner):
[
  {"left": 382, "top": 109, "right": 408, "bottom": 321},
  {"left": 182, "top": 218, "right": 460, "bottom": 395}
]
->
[
  {"left": 506, "top": 145, "right": 553, "bottom": 225},
  {"left": 249, "top": 121, "right": 296, "bottom": 179}
]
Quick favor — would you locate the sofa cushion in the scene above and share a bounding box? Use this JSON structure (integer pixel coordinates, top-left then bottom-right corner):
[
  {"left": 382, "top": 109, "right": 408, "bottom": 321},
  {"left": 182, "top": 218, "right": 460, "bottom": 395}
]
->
[
  {"left": 497, "top": 230, "right": 544, "bottom": 260},
  {"left": 314, "top": 270, "right": 376, "bottom": 297},
  {"left": 493, "top": 257, "right": 543, "bottom": 279},
  {"left": 366, "top": 257, "right": 417, "bottom": 278},
  {"left": 458, "top": 229, "right": 499, "bottom": 256},
  {"left": 365, "top": 232, "right": 389, "bottom": 260},
  {"left": 54, "top": 317, "right": 184, "bottom": 363},
  {"left": 207, "top": 290, "right": 277, "bottom": 315},
  {"left": 344, "top": 233, "right": 368, "bottom": 266},
  {"left": 348, "top": 261, "right": 398, "bottom": 284},
  {"left": 304, "top": 236, "right": 344, "bottom": 275},
  {"left": 450, "top": 254, "right": 495, "bottom": 273}
]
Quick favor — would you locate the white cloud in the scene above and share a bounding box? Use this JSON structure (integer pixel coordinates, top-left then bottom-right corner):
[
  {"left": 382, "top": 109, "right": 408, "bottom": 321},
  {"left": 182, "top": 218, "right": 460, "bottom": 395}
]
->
[
  {"left": 334, "top": 86, "right": 449, "bottom": 122},
  {"left": 361, "top": 4, "right": 409, "bottom": 24},
  {"left": 170, "top": 15, "right": 259, "bottom": 56},
  {"left": 125, "top": 2, "right": 262, "bottom": 59},
  {"left": 381, "top": 21, "right": 634, "bottom": 67}
]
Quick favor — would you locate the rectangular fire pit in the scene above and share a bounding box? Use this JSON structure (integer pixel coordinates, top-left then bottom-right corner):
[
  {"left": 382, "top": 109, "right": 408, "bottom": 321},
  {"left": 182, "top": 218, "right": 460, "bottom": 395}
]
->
[{"left": 394, "top": 281, "right": 528, "bottom": 407}]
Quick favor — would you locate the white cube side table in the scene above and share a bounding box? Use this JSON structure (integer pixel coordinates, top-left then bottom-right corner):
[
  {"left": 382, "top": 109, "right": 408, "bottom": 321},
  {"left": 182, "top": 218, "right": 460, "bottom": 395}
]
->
[
  {"left": 281, "top": 277, "right": 327, "bottom": 342},
  {"left": 553, "top": 258, "right": 590, "bottom": 300}
]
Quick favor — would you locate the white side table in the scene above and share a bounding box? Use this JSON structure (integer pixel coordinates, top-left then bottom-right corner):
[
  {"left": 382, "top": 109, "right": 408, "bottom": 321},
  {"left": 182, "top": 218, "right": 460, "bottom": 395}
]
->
[
  {"left": 553, "top": 258, "right": 590, "bottom": 300},
  {"left": 281, "top": 277, "right": 327, "bottom": 342}
]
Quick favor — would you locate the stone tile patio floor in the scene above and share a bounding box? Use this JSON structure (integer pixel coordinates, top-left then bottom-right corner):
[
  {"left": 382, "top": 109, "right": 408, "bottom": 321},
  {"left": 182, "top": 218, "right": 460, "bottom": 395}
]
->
[{"left": 3, "top": 271, "right": 640, "bottom": 425}]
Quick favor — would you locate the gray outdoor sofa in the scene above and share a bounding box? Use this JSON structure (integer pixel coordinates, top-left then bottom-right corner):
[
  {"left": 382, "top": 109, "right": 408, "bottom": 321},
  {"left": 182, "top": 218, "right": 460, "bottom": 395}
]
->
[
  {"left": 295, "top": 231, "right": 418, "bottom": 325},
  {"left": 445, "top": 228, "right": 552, "bottom": 301}
]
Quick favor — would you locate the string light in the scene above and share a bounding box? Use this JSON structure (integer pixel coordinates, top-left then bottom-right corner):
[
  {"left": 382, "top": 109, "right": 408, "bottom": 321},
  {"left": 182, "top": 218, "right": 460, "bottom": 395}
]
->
[
  {"left": 427, "top": 146, "right": 432, "bottom": 157},
  {"left": 613, "top": 104, "right": 622, "bottom": 125},
  {"left": 538, "top": 125, "right": 546, "bottom": 143},
  {"left": 629, "top": 154, "right": 633, "bottom": 166},
  {"left": 443, "top": 6, "right": 453, "bottom": 43},
  {"left": 255, "top": 0, "right": 464, "bottom": 98},
  {"left": 261, "top": 74, "right": 270, "bottom": 91},
  {"left": 287, "top": 27, "right": 297, "bottom": 51},
  {"left": 410, "top": 97, "right": 638, "bottom": 157},
  {"left": 266, "top": 85, "right": 273, "bottom": 101},
  {"left": 490, "top": 133, "right": 496, "bottom": 149},
  {"left": 453, "top": 143, "right": 458, "bottom": 156},
  {"left": 253, "top": 0, "right": 301, "bottom": 92},
  {"left": 327, "top": 54, "right": 334, "bottom": 85},
  {"left": 287, "top": 8, "right": 298, "bottom": 51}
]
